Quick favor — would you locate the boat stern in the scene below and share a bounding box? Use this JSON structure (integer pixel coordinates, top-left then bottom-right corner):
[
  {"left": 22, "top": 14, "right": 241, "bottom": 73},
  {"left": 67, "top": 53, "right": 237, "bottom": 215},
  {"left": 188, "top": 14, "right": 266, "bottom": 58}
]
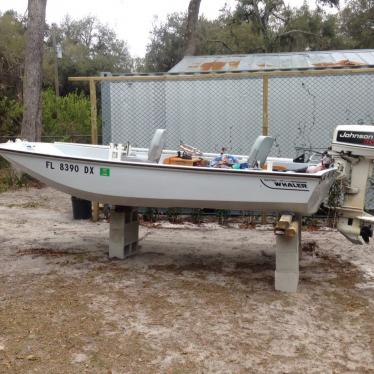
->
[{"left": 305, "top": 168, "right": 337, "bottom": 215}]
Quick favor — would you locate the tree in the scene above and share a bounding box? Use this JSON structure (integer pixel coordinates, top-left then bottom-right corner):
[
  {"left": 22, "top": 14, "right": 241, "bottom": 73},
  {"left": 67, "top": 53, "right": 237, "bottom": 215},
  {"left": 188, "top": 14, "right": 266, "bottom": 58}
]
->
[
  {"left": 317, "top": 0, "right": 340, "bottom": 8},
  {"left": 43, "top": 16, "right": 132, "bottom": 94},
  {"left": 340, "top": 0, "right": 374, "bottom": 48},
  {"left": 184, "top": 0, "right": 202, "bottom": 55},
  {"left": 275, "top": 5, "right": 345, "bottom": 51},
  {"left": 232, "top": 0, "right": 344, "bottom": 52},
  {"left": 145, "top": 13, "right": 187, "bottom": 72},
  {"left": 0, "top": 11, "right": 26, "bottom": 99},
  {"left": 21, "top": 0, "right": 47, "bottom": 142},
  {"left": 132, "top": 57, "right": 147, "bottom": 73},
  {"left": 233, "top": 0, "right": 286, "bottom": 52}
]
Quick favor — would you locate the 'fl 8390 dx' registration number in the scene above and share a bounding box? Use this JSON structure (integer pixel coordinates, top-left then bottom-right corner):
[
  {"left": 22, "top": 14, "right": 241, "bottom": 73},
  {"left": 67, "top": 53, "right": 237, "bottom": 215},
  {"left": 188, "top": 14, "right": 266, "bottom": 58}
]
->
[{"left": 45, "top": 160, "right": 94, "bottom": 175}]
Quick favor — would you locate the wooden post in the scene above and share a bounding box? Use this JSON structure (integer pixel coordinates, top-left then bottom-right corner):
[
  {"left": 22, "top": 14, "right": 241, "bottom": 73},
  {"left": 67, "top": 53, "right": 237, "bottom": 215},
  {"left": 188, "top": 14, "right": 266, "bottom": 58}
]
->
[
  {"left": 89, "top": 79, "right": 99, "bottom": 222},
  {"left": 261, "top": 213, "right": 267, "bottom": 225},
  {"left": 89, "top": 79, "right": 98, "bottom": 145},
  {"left": 262, "top": 75, "right": 269, "bottom": 136}
]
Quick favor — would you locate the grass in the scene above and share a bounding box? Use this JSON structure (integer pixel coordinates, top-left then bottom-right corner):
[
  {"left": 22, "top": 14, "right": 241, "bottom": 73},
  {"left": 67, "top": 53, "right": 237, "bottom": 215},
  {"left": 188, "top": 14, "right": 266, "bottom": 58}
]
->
[
  {"left": 6, "top": 201, "right": 43, "bottom": 209},
  {"left": 0, "top": 166, "right": 26, "bottom": 192},
  {"left": 0, "top": 157, "right": 43, "bottom": 192}
]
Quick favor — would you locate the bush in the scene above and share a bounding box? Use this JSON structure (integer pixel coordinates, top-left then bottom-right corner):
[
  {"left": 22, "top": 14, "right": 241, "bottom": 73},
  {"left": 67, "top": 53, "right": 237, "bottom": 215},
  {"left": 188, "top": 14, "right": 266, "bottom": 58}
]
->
[
  {"left": 0, "top": 164, "right": 34, "bottom": 192},
  {"left": 0, "top": 89, "right": 96, "bottom": 192},
  {"left": 42, "top": 88, "right": 94, "bottom": 143},
  {"left": 0, "top": 89, "right": 96, "bottom": 143},
  {"left": 0, "top": 97, "right": 23, "bottom": 139}
]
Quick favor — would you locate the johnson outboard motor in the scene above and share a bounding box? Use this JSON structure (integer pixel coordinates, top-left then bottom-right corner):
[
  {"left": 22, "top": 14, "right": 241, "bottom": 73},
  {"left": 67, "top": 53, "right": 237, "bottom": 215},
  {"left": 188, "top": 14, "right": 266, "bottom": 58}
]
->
[{"left": 330, "top": 125, "right": 374, "bottom": 244}]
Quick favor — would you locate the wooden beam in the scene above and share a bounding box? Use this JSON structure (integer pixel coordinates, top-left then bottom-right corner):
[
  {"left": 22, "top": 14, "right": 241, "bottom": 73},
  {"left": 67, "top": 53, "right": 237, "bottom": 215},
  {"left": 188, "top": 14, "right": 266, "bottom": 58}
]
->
[
  {"left": 285, "top": 221, "right": 299, "bottom": 237},
  {"left": 68, "top": 67, "right": 374, "bottom": 83},
  {"left": 274, "top": 214, "right": 293, "bottom": 234}
]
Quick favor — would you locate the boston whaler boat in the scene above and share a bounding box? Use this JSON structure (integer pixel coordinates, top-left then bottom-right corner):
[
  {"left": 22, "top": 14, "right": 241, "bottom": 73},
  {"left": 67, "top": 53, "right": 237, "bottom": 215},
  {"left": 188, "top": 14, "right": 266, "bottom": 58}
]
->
[
  {"left": 0, "top": 130, "right": 336, "bottom": 215},
  {"left": 1, "top": 125, "right": 374, "bottom": 292}
]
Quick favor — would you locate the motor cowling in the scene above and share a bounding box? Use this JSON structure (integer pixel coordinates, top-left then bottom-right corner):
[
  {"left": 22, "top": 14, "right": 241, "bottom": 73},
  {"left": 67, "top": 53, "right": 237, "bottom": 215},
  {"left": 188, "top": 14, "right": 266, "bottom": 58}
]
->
[{"left": 332, "top": 125, "right": 374, "bottom": 159}]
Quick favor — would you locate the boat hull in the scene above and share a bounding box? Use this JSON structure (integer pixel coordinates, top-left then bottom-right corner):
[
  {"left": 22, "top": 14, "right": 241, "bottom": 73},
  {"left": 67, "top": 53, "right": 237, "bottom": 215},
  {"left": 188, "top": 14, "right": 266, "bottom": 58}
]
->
[{"left": 0, "top": 147, "right": 336, "bottom": 215}]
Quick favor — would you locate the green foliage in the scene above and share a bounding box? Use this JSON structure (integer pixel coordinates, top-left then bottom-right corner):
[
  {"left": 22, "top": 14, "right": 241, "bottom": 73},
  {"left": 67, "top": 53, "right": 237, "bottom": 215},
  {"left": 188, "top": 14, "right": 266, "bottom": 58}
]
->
[
  {"left": 43, "top": 16, "right": 132, "bottom": 95},
  {"left": 340, "top": 0, "right": 374, "bottom": 48},
  {"left": 275, "top": 5, "right": 346, "bottom": 52},
  {"left": 0, "top": 163, "right": 33, "bottom": 193},
  {"left": 143, "top": 208, "right": 159, "bottom": 222},
  {"left": 0, "top": 97, "right": 22, "bottom": 138},
  {"left": 144, "top": 0, "right": 370, "bottom": 66},
  {"left": 42, "top": 89, "right": 92, "bottom": 142},
  {"left": 201, "top": 18, "right": 263, "bottom": 54},
  {"left": 144, "top": 11, "right": 266, "bottom": 72},
  {"left": 0, "top": 10, "right": 25, "bottom": 98},
  {"left": 191, "top": 208, "right": 202, "bottom": 224},
  {"left": 145, "top": 13, "right": 187, "bottom": 72},
  {"left": 0, "top": 11, "right": 25, "bottom": 63},
  {"left": 233, "top": 0, "right": 285, "bottom": 52},
  {"left": 327, "top": 180, "right": 343, "bottom": 209},
  {"left": 166, "top": 207, "right": 182, "bottom": 223},
  {"left": 325, "top": 179, "right": 344, "bottom": 226},
  {"left": 131, "top": 57, "right": 147, "bottom": 73},
  {"left": 0, "top": 90, "right": 92, "bottom": 142},
  {"left": 216, "top": 209, "right": 230, "bottom": 225}
]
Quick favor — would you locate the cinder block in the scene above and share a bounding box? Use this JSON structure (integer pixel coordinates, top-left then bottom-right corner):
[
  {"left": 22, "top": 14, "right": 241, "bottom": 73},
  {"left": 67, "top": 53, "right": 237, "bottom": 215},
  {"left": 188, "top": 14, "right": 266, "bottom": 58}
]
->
[{"left": 109, "top": 206, "right": 139, "bottom": 259}]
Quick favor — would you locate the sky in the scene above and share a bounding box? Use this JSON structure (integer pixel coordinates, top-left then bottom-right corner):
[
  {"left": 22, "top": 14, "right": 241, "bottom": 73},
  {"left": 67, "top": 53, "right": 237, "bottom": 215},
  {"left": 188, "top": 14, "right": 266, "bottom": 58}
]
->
[{"left": 0, "top": 0, "right": 312, "bottom": 57}]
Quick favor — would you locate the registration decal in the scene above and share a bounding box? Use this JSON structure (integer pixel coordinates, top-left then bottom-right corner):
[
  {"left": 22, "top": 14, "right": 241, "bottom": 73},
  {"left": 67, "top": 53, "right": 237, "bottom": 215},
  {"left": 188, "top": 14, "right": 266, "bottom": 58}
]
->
[
  {"left": 100, "top": 167, "right": 110, "bottom": 177},
  {"left": 260, "top": 178, "right": 309, "bottom": 191}
]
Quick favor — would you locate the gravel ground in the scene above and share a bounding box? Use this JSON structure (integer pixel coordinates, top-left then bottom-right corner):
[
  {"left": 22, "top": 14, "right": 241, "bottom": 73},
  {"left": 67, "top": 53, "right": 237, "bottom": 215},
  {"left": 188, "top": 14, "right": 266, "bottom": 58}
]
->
[{"left": 0, "top": 187, "right": 373, "bottom": 374}]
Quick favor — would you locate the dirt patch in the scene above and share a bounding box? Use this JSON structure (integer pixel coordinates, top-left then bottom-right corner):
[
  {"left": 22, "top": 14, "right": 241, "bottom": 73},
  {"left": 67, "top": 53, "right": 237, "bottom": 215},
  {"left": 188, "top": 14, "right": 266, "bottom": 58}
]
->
[{"left": 0, "top": 187, "right": 374, "bottom": 373}]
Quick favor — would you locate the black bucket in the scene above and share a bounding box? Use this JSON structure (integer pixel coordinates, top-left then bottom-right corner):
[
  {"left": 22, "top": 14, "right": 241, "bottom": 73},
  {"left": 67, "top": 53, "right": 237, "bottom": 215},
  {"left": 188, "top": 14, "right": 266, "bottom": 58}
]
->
[{"left": 71, "top": 196, "right": 92, "bottom": 220}]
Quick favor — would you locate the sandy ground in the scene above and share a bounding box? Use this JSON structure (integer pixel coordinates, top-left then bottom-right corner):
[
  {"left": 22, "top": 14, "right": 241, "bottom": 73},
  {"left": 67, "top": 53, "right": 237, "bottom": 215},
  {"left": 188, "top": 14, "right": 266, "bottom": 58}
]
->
[{"left": 0, "top": 187, "right": 374, "bottom": 374}]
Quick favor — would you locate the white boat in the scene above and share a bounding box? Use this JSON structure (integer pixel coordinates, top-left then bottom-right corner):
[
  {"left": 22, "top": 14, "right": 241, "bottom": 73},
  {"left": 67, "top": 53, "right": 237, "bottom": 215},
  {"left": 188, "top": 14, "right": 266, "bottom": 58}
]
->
[
  {"left": 4, "top": 126, "right": 374, "bottom": 292},
  {"left": 0, "top": 131, "right": 336, "bottom": 215}
]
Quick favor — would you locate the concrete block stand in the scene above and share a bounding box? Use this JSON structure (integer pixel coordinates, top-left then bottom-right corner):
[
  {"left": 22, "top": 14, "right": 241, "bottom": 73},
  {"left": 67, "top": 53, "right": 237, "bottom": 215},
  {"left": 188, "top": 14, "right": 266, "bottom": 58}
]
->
[
  {"left": 274, "top": 215, "right": 301, "bottom": 292},
  {"left": 109, "top": 206, "right": 139, "bottom": 259}
]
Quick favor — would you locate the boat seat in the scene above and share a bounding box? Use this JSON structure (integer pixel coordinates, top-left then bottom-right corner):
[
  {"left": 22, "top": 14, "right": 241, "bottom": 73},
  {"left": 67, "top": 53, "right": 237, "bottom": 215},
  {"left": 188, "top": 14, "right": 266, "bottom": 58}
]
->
[
  {"left": 109, "top": 129, "right": 166, "bottom": 163},
  {"left": 247, "top": 135, "right": 274, "bottom": 168},
  {"left": 148, "top": 129, "right": 166, "bottom": 163}
]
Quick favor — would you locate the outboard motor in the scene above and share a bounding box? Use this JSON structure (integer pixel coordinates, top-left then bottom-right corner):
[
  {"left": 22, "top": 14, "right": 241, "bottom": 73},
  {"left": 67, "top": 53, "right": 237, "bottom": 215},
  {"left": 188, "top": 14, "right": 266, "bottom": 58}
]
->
[{"left": 330, "top": 125, "right": 374, "bottom": 244}]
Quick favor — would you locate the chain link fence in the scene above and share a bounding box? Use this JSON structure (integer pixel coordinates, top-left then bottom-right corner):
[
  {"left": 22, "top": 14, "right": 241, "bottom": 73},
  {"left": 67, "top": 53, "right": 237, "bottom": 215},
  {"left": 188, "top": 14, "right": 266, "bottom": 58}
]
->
[
  {"left": 269, "top": 73, "right": 374, "bottom": 158},
  {"left": 101, "top": 75, "right": 263, "bottom": 154},
  {"left": 97, "top": 69, "right": 374, "bottom": 208}
]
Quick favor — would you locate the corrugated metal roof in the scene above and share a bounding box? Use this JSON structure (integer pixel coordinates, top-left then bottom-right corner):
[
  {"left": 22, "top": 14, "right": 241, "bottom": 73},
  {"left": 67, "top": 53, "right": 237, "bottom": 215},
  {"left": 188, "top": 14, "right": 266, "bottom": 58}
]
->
[{"left": 169, "top": 49, "right": 374, "bottom": 73}]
